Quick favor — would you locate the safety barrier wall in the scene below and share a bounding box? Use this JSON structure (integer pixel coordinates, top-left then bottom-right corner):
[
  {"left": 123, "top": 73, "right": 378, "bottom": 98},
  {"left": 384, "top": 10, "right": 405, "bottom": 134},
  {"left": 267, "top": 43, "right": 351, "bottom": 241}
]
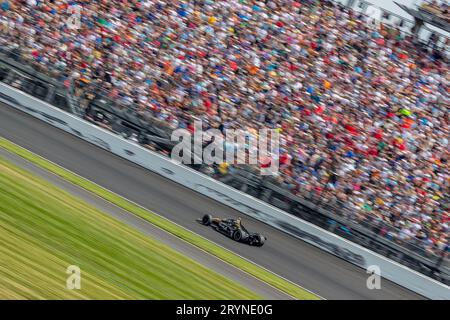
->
[
  {"left": 1, "top": 82, "right": 448, "bottom": 299},
  {"left": 220, "top": 168, "right": 449, "bottom": 279}
]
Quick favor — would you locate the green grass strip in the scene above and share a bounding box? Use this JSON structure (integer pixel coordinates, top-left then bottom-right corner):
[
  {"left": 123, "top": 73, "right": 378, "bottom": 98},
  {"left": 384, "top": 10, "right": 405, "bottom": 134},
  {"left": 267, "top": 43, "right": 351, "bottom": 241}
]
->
[
  {"left": 0, "top": 136, "right": 321, "bottom": 300},
  {"left": 0, "top": 157, "right": 261, "bottom": 299}
]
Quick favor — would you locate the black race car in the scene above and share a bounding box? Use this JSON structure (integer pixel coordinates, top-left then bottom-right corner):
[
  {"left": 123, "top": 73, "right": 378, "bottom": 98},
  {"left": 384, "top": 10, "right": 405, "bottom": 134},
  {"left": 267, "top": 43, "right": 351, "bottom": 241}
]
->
[{"left": 198, "top": 214, "right": 266, "bottom": 247}]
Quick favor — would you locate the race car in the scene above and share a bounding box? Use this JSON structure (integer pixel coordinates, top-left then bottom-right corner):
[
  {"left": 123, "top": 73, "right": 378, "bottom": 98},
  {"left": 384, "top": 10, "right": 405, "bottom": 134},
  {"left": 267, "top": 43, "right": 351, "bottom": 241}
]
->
[{"left": 198, "top": 214, "right": 266, "bottom": 247}]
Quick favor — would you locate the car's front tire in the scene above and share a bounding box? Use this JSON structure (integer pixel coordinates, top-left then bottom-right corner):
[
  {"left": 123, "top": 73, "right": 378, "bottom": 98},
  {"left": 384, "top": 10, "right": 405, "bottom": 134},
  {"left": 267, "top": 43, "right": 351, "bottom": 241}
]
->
[
  {"left": 255, "top": 234, "right": 265, "bottom": 247},
  {"left": 202, "top": 214, "right": 212, "bottom": 226}
]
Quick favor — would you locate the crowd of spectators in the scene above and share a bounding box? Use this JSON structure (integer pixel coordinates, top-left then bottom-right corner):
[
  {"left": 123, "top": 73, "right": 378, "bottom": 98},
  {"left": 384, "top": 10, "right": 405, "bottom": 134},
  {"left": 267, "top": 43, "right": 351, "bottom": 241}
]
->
[{"left": 0, "top": 0, "right": 448, "bottom": 257}]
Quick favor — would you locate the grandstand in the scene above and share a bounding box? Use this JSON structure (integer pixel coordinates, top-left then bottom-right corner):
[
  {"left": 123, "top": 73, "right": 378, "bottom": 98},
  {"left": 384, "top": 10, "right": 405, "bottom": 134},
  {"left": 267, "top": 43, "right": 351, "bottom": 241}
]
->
[
  {"left": 395, "top": 0, "right": 449, "bottom": 33},
  {"left": 339, "top": 0, "right": 449, "bottom": 52},
  {"left": 0, "top": 0, "right": 448, "bottom": 283}
]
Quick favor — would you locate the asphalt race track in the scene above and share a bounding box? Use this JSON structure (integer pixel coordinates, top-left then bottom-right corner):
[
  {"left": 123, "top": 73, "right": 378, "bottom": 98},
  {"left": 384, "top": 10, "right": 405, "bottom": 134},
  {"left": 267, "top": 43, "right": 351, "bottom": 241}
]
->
[
  {"left": 0, "top": 103, "right": 425, "bottom": 300},
  {"left": 0, "top": 147, "right": 292, "bottom": 300}
]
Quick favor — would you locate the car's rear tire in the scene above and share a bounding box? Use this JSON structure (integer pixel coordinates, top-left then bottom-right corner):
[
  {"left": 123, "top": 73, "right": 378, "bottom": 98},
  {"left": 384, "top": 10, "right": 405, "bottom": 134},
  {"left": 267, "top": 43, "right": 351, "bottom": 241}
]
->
[
  {"left": 202, "top": 214, "right": 212, "bottom": 226},
  {"left": 233, "top": 230, "right": 243, "bottom": 242}
]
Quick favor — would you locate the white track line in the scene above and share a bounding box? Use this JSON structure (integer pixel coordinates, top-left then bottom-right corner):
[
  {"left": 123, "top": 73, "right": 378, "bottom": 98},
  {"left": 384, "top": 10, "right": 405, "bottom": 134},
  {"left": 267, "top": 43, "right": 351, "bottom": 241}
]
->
[{"left": 0, "top": 139, "right": 325, "bottom": 300}]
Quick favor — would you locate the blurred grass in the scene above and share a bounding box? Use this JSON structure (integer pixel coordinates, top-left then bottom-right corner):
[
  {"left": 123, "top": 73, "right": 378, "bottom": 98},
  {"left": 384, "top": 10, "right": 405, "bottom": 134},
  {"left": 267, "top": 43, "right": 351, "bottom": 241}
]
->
[
  {"left": 0, "top": 137, "right": 321, "bottom": 300},
  {"left": 0, "top": 157, "right": 262, "bottom": 299}
]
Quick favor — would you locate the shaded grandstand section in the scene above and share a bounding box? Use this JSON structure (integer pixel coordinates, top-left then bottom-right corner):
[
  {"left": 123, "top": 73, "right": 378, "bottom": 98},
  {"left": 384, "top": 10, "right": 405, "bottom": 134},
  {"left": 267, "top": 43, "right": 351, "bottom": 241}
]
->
[{"left": 395, "top": 1, "right": 449, "bottom": 34}]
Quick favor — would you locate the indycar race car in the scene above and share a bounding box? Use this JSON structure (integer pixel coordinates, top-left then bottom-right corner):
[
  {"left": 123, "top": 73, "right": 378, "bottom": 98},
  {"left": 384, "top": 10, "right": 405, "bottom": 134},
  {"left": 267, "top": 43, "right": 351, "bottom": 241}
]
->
[{"left": 198, "top": 214, "right": 266, "bottom": 247}]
